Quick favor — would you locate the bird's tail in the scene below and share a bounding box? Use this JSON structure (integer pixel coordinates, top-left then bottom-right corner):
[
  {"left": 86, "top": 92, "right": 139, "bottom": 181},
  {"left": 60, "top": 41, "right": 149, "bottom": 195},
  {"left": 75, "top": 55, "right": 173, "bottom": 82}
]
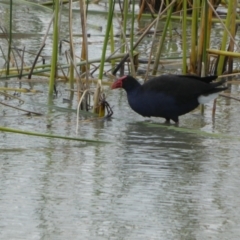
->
[
  {"left": 210, "top": 79, "right": 226, "bottom": 88},
  {"left": 198, "top": 75, "right": 218, "bottom": 83},
  {"left": 178, "top": 75, "right": 218, "bottom": 83}
]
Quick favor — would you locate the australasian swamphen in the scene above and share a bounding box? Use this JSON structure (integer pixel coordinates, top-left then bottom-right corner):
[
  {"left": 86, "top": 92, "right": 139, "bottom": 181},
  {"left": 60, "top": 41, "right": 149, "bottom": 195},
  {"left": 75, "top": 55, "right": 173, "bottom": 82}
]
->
[{"left": 111, "top": 75, "right": 227, "bottom": 123}]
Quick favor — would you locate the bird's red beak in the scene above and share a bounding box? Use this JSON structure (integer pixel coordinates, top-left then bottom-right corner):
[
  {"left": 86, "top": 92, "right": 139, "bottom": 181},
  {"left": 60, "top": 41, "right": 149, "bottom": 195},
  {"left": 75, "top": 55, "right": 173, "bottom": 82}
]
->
[
  {"left": 111, "top": 76, "right": 126, "bottom": 89},
  {"left": 111, "top": 79, "right": 122, "bottom": 89}
]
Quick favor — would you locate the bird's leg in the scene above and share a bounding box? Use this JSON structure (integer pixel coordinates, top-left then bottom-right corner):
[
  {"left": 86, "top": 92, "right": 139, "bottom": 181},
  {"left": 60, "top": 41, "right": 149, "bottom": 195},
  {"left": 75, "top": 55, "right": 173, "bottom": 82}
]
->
[
  {"left": 165, "top": 118, "right": 170, "bottom": 124},
  {"left": 172, "top": 116, "right": 179, "bottom": 125}
]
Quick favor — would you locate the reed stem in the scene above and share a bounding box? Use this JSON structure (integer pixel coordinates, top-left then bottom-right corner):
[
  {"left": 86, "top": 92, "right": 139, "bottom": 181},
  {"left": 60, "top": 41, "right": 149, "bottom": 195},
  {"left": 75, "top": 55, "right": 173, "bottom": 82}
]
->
[
  {"left": 98, "top": 0, "right": 115, "bottom": 80},
  {"left": 216, "top": 0, "right": 233, "bottom": 75},
  {"left": 49, "top": 0, "right": 60, "bottom": 95},
  {"left": 152, "top": 1, "right": 174, "bottom": 75},
  {"left": 68, "top": 0, "right": 75, "bottom": 89},
  {"left": 6, "top": 0, "right": 13, "bottom": 75},
  {"left": 190, "top": 0, "right": 198, "bottom": 73},
  {"left": 130, "top": 0, "right": 135, "bottom": 76},
  {"left": 182, "top": 0, "right": 187, "bottom": 74}
]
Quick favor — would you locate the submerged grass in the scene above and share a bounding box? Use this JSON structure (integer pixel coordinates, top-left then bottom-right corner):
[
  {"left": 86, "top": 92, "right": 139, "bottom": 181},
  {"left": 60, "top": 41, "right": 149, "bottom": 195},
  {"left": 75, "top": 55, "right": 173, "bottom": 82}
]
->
[
  {"left": 143, "top": 121, "right": 240, "bottom": 141},
  {"left": 0, "top": 126, "right": 110, "bottom": 144}
]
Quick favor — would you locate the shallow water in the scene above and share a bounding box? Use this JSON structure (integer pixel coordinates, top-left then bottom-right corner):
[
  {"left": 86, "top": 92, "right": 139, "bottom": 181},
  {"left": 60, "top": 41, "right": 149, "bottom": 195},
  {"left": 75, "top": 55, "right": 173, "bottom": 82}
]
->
[
  {"left": 0, "top": 83, "right": 240, "bottom": 240},
  {"left": 1, "top": 2, "right": 240, "bottom": 240}
]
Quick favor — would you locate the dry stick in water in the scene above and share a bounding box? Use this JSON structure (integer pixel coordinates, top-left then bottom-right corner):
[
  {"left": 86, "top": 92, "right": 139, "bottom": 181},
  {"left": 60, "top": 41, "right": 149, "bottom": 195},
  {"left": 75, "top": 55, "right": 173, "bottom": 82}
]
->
[
  {"left": 28, "top": 44, "right": 46, "bottom": 79},
  {"left": 79, "top": 0, "right": 89, "bottom": 87},
  {"left": 114, "top": 12, "right": 136, "bottom": 77},
  {"left": 207, "top": 0, "right": 240, "bottom": 52},
  {"left": 76, "top": 89, "right": 91, "bottom": 134},
  {"left": 66, "top": 51, "right": 85, "bottom": 88},
  {"left": 68, "top": 0, "right": 76, "bottom": 89},
  {"left": 112, "top": 0, "right": 177, "bottom": 75},
  {"left": 0, "top": 101, "right": 42, "bottom": 116},
  {"left": 207, "top": 0, "right": 238, "bottom": 118},
  {"left": 0, "top": 91, "right": 24, "bottom": 104},
  {"left": 145, "top": 0, "right": 165, "bottom": 80},
  {"left": 90, "top": 42, "right": 126, "bottom": 76},
  {"left": 28, "top": 12, "right": 55, "bottom": 79},
  {"left": 12, "top": 47, "right": 31, "bottom": 77},
  {"left": 0, "top": 27, "right": 21, "bottom": 74},
  {"left": 220, "top": 93, "right": 240, "bottom": 102},
  {"left": 10, "top": 47, "right": 19, "bottom": 71},
  {"left": 19, "top": 46, "right": 25, "bottom": 80},
  {"left": 65, "top": 51, "right": 93, "bottom": 116}
]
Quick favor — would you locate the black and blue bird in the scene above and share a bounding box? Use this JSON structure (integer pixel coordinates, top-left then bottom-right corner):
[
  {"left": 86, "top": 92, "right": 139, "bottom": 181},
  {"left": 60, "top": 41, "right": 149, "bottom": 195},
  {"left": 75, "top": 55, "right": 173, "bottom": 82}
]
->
[{"left": 111, "top": 74, "right": 227, "bottom": 123}]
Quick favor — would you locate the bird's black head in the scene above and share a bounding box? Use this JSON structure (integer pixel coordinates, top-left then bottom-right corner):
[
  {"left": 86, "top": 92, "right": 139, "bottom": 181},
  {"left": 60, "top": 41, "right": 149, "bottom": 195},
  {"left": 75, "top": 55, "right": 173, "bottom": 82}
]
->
[{"left": 111, "top": 75, "right": 140, "bottom": 92}]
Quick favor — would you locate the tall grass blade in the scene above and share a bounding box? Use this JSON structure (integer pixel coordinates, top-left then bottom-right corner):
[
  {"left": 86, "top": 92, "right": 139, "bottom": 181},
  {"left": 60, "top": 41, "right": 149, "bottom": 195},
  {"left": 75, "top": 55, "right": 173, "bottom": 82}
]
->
[
  {"left": 182, "top": 0, "right": 187, "bottom": 74},
  {"left": 92, "top": 1, "right": 115, "bottom": 115},
  {"left": 6, "top": 0, "right": 13, "bottom": 75},
  {"left": 98, "top": 0, "right": 115, "bottom": 80},
  {"left": 130, "top": 0, "right": 135, "bottom": 75},
  {"left": 189, "top": 0, "right": 198, "bottom": 73},
  {"left": 79, "top": 0, "right": 89, "bottom": 81},
  {"left": 227, "top": 0, "right": 237, "bottom": 73},
  {"left": 152, "top": 1, "right": 174, "bottom": 75},
  {"left": 68, "top": 0, "right": 75, "bottom": 89},
  {"left": 196, "top": 0, "right": 206, "bottom": 75},
  {"left": 216, "top": 0, "right": 234, "bottom": 75},
  {"left": 49, "top": 0, "right": 60, "bottom": 95}
]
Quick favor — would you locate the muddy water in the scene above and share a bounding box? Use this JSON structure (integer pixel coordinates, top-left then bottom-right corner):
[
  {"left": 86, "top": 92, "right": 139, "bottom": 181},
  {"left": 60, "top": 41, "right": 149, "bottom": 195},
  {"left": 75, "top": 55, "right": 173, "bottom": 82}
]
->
[{"left": 1, "top": 2, "right": 240, "bottom": 240}]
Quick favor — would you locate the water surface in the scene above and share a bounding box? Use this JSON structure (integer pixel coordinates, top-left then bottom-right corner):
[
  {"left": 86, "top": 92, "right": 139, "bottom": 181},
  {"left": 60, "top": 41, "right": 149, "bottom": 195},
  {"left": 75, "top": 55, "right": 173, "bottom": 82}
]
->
[{"left": 1, "top": 2, "right": 240, "bottom": 240}]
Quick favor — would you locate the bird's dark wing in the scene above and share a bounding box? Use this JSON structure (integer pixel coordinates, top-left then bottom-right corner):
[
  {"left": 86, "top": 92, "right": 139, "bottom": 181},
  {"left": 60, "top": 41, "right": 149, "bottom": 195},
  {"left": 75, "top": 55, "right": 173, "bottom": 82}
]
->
[
  {"left": 141, "top": 75, "right": 226, "bottom": 104},
  {"left": 177, "top": 75, "right": 218, "bottom": 83}
]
